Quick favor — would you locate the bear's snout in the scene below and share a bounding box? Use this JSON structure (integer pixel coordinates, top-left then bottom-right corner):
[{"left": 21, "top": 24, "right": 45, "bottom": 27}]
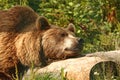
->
[
  {"left": 63, "top": 38, "right": 84, "bottom": 58},
  {"left": 78, "top": 38, "right": 84, "bottom": 44},
  {"left": 76, "top": 38, "right": 84, "bottom": 50},
  {"left": 64, "top": 38, "right": 84, "bottom": 53}
]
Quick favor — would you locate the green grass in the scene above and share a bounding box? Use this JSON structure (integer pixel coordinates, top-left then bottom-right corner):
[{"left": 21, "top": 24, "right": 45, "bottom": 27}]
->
[{"left": 22, "top": 68, "right": 66, "bottom": 80}]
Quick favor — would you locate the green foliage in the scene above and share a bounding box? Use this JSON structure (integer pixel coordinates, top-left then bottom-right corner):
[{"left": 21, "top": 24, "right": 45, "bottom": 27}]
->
[
  {"left": 24, "top": 73, "right": 57, "bottom": 80},
  {"left": 38, "top": 0, "right": 120, "bottom": 53},
  {"left": 0, "top": 0, "right": 120, "bottom": 53},
  {"left": 60, "top": 68, "right": 66, "bottom": 80},
  {"left": 23, "top": 68, "right": 66, "bottom": 80},
  {"left": 0, "top": 0, "right": 28, "bottom": 9}
]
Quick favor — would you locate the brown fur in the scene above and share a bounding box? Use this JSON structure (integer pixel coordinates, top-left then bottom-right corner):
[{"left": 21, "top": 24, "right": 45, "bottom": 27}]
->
[{"left": 0, "top": 6, "right": 83, "bottom": 79}]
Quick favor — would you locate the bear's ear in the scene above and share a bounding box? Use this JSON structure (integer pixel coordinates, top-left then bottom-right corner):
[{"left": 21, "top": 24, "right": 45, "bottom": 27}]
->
[
  {"left": 36, "top": 16, "right": 50, "bottom": 31},
  {"left": 67, "top": 23, "right": 75, "bottom": 33}
]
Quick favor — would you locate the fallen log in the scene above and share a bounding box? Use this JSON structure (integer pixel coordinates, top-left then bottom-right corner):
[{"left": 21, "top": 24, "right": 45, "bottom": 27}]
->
[{"left": 23, "top": 50, "right": 120, "bottom": 80}]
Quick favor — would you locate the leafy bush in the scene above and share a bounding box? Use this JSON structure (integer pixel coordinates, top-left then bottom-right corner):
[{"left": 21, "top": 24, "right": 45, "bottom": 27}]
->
[
  {"left": 38, "top": 0, "right": 120, "bottom": 53},
  {"left": 0, "top": 0, "right": 120, "bottom": 53}
]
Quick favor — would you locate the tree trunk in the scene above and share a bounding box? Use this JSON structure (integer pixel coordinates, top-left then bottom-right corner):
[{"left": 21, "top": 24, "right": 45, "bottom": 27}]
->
[{"left": 23, "top": 50, "right": 120, "bottom": 80}]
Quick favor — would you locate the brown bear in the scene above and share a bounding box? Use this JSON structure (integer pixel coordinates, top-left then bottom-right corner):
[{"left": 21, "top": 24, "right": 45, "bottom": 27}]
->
[{"left": 0, "top": 6, "right": 84, "bottom": 80}]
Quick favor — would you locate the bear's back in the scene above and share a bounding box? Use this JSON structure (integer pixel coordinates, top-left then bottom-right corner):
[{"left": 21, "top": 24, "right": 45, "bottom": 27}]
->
[
  {"left": 0, "top": 6, "right": 39, "bottom": 71},
  {"left": 0, "top": 6, "right": 38, "bottom": 32}
]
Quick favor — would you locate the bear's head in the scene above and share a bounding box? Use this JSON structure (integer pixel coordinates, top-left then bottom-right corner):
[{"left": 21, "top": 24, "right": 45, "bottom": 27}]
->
[
  {"left": 37, "top": 17, "right": 84, "bottom": 61},
  {"left": 16, "top": 16, "right": 84, "bottom": 67}
]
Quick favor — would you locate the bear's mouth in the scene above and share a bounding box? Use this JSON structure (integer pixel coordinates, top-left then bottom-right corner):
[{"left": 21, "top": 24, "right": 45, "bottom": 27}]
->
[
  {"left": 64, "top": 48, "right": 80, "bottom": 53},
  {"left": 65, "top": 48, "right": 79, "bottom": 51},
  {"left": 64, "top": 48, "right": 80, "bottom": 58}
]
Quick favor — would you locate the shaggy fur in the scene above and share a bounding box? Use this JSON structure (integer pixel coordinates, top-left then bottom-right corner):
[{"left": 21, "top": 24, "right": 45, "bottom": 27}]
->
[{"left": 0, "top": 6, "right": 84, "bottom": 80}]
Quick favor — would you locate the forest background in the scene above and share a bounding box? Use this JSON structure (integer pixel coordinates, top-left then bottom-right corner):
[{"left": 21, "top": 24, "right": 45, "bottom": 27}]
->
[{"left": 0, "top": 0, "right": 120, "bottom": 54}]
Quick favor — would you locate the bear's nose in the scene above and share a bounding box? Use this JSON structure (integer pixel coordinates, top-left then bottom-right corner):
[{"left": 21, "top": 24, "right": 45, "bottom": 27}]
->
[{"left": 78, "top": 38, "right": 84, "bottom": 43}]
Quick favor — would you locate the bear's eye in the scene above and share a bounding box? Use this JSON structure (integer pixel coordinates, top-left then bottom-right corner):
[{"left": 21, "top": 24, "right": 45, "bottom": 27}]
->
[{"left": 61, "top": 33, "right": 67, "bottom": 37}]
